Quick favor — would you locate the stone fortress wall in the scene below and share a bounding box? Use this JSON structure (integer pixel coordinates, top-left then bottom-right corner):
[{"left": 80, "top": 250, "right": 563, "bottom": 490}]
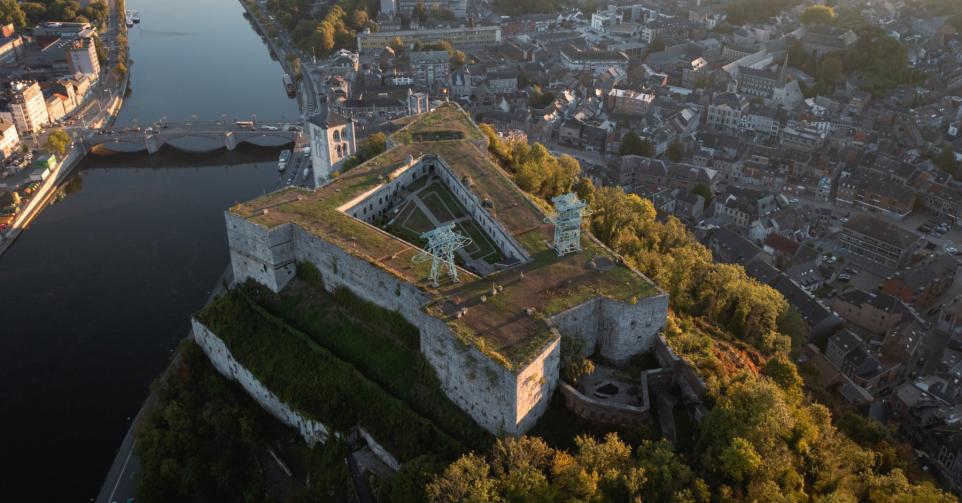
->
[
  {"left": 226, "top": 209, "right": 558, "bottom": 435},
  {"left": 193, "top": 319, "right": 402, "bottom": 470},
  {"left": 223, "top": 163, "right": 669, "bottom": 436},
  {"left": 192, "top": 320, "right": 330, "bottom": 444},
  {"left": 549, "top": 249, "right": 670, "bottom": 361}
]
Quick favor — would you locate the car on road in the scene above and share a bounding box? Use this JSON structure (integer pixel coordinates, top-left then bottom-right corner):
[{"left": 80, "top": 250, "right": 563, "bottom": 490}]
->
[
  {"left": 947, "top": 246, "right": 959, "bottom": 254},
  {"left": 261, "top": 125, "right": 279, "bottom": 130},
  {"left": 838, "top": 274, "right": 852, "bottom": 281}
]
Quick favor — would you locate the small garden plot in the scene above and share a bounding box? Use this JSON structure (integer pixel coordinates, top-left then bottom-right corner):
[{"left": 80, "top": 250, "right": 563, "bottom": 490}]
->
[{"left": 456, "top": 220, "right": 504, "bottom": 263}]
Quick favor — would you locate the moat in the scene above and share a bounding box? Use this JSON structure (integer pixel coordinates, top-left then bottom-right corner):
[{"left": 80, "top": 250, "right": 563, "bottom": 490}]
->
[{"left": 0, "top": 0, "right": 299, "bottom": 498}]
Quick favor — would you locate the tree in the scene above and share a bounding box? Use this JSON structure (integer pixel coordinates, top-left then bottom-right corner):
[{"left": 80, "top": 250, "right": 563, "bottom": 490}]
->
[
  {"left": 934, "top": 145, "right": 959, "bottom": 177},
  {"left": 649, "top": 36, "right": 666, "bottom": 53},
  {"left": 389, "top": 35, "right": 405, "bottom": 55},
  {"left": 800, "top": 4, "right": 835, "bottom": 25},
  {"left": 667, "top": 142, "right": 683, "bottom": 162},
  {"left": 357, "top": 132, "right": 387, "bottom": 161},
  {"left": 44, "top": 130, "right": 71, "bottom": 158},
  {"left": 413, "top": 1, "right": 428, "bottom": 21},
  {"left": 762, "top": 354, "right": 803, "bottom": 399},
  {"left": 426, "top": 453, "right": 499, "bottom": 503},
  {"left": 618, "top": 131, "right": 653, "bottom": 157},
  {"left": 816, "top": 56, "right": 844, "bottom": 88},
  {"left": 0, "top": 0, "right": 27, "bottom": 28},
  {"left": 560, "top": 336, "right": 594, "bottom": 384},
  {"left": 719, "top": 437, "right": 763, "bottom": 484},
  {"left": 691, "top": 184, "right": 713, "bottom": 205},
  {"left": 350, "top": 8, "right": 369, "bottom": 30}
]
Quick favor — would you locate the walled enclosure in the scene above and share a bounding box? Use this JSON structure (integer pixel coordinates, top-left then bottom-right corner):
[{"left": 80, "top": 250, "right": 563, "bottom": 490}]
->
[
  {"left": 227, "top": 211, "right": 561, "bottom": 435},
  {"left": 222, "top": 104, "right": 669, "bottom": 437}
]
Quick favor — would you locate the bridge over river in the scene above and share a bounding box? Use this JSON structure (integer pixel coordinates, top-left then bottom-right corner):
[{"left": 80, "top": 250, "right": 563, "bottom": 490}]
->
[{"left": 81, "top": 120, "right": 300, "bottom": 154}]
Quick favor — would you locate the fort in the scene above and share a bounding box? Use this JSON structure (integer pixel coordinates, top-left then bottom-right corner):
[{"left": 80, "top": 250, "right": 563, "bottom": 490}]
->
[{"left": 217, "top": 104, "right": 669, "bottom": 436}]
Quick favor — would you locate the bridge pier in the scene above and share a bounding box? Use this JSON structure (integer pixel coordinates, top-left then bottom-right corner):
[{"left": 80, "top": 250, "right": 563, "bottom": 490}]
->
[
  {"left": 225, "top": 131, "right": 237, "bottom": 151},
  {"left": 145, "top": 134, "right": 161, "bottom": 154}
]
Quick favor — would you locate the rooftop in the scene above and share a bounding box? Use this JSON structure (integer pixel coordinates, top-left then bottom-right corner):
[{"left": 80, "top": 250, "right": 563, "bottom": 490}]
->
[{"left": 230, "top": 104, "right": 659, "bottom": 370}]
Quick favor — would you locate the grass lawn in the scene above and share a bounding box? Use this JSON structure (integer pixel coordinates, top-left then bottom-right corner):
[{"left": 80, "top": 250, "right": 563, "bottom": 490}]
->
[
  {"left": 422, "top": 181, "right": 467, "bottom": 219},
  {"left": 456, "top": 220, "right": 504, "bottom": 263},
  {"left": 421, "top": 192, "right": 457, "bottom": 222},
  {"left": 400, "top": 201, "right": 434, "bottom": 234}
]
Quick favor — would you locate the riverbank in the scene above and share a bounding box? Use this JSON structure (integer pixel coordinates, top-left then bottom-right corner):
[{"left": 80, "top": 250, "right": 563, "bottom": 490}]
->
[
  {"left": 90, "top": 0, "right": 316, "bottom": 500},
  {"left": 238, "top": 0, "right": 319, "bottom": 115},
  {"left": 93, "top": 264, "right": 234, "bottom": 503},
  {"left": 0, "top": 1, "right": 130, "bottom": 260},
  {"left": 0, "top": 92, "right": 126, "bottom": 258}
]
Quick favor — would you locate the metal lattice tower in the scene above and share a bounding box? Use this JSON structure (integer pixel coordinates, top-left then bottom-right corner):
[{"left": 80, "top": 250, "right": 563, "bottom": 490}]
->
[
  {"left": 544, "top": 192, "right": 591, "bottom": 256},
  {"left": 412, "top": 224, "right": 473, "bottom": 286}
]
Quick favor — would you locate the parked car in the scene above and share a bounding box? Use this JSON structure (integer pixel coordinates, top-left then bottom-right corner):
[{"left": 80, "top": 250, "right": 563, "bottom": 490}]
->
[{"left": 838, "top": 274, "right": 852, "bottom": 281}]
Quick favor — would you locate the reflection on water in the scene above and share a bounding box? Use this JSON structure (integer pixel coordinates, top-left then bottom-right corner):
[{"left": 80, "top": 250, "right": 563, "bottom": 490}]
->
[
  {"left": 0, "top": 0, "right": 301, "bottom": 497},
  {"left": 0, "top": 147, "right": 284, "bottom": 499}
]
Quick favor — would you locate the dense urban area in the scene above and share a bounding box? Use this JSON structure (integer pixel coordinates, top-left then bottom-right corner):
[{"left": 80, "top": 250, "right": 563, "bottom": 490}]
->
[{"left": 7, "top": 0, "right": 962, "bottom": 501}]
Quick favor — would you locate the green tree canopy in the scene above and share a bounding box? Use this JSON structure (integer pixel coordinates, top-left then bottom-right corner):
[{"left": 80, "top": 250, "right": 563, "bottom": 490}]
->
[
  {"left": 44, "top": 130, "right": 71, "bottom": 158},
  {"left": 0, "top": 0, "right": 27, "bottom": 28},
  {"left": 618, "top": 131, "right": 653, "bottom": 157},
  {"left": 800, "top": 4, "right": 836, "bottom": 25}
]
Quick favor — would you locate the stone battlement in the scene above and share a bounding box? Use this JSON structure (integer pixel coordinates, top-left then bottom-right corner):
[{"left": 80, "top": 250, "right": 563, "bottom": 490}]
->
[{"left": 224, "top": 105, "right": 668, "bottom": 435}]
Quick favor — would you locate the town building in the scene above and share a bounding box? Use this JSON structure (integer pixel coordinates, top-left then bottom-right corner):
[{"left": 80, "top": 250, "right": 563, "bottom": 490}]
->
[
  {"left": 66, "top": 37, "right": 100, "bottom": 78},
  {"left": 306, "top": 104, "right": 356, "bottom": 185},
  {"left": 357, "top": 26, "right": 501, "bottom": 54},
  {"left": 410, "top": 50, "right": 450, "bottom": 86},
  {"left": 838, "top": 215, "right": 921, "bottom": 269},
  {"left": 0, "top": 120, "right": 20, "bottom": 159},
  {"left": 0, "top": 24, "right": 24, "bottom": 64},
  {"left": 8, "top": 81, "right": 50, "bottom": 135},
  {"left": 882, "top": 254, "right": 959, "bottom": 308},
  {"left": 559, "top": 45, "right": 629, "bottom": 74},
  {"left": 706, "top": 92, "right": 748, "bottom": 132}
]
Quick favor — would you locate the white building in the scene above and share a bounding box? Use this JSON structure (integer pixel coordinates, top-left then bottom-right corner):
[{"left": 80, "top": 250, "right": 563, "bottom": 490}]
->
[
  {"left": 66, "top": 37, "right": 100, "bottom": 78},
  {"left": 0, "top": 120, "right": 20, "bottom": 158},
  {"left": 306, "top": 106, "right": 356, "bottom": 186},
  {"left": 559, "top": 46, "right": 628, "bottom": 75},
  {"left": 9, "top": 81, "right": 49, "bottom": 135}
]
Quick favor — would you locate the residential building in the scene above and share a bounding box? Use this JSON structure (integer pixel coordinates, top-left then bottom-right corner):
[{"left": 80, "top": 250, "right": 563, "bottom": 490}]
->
[
  {"left": 0, "top": 24, "right": 24, "bottom": 64},
  {"left": 706, "top": 92, "right": 748, "bottom": 132},
  {"left": 8, "top": 81, "right": 50, "bottom": 135},
  {"left": 66, "top": 37, "right": 100, "bottom": 78},
  {"left": 836, "top": 170, "right": 915, "bottom": 219},
  {"left": 832, "top": 290, "right": 909, "bottom": 334},
  {"left": 357, "top": 26, "right": 501, "bottom": 54},
  {"left": 606, "top": 89, "right": 655, "bottom": 116},
  {"left": 0, "top": 120, "right": 20, "bottom": 159},
  {"left": 410, "top": 50, "right": 449, "bottom": 86},
  {"left": 838, "top": 215, "right": 921, "bottom": 269},
  {"left": 737, "top": 66, "right": 780, "bottom": 98},
  {"left": 559, "top": 45, "right": 628, "bottom": 74},
  {"left": 882, "top": 254, "right": 959, "bottom": 308}
]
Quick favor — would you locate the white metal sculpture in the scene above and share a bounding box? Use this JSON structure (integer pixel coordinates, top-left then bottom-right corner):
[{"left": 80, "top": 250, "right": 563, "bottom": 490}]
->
[
  {"left": 413, "top": 224, "right": 472, "bottom": 286},
  {"left": 545, "top": 192, "right": 590, "bottom": 256}
]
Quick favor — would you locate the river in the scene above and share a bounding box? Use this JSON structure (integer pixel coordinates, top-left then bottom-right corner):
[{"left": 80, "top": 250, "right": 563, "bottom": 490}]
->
[{"left": 0, "top": 0, "right": 301, "bottom": 498}]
